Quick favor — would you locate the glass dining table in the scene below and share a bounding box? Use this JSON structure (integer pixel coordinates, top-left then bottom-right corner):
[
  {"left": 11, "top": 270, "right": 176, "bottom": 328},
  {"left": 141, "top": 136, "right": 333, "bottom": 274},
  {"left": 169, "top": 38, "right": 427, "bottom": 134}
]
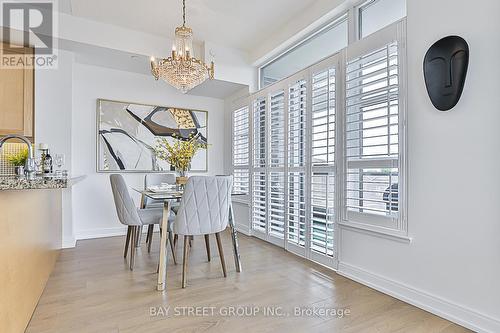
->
[{"left": 133, "top": 188, "right": 244, "bottom": 291}]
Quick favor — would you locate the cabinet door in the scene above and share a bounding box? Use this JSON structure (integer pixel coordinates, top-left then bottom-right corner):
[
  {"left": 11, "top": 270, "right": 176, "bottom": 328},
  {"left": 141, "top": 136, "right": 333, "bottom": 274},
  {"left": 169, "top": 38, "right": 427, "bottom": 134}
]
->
[{"left": 0, "top": 44, "right": 34, "bottom": 139}]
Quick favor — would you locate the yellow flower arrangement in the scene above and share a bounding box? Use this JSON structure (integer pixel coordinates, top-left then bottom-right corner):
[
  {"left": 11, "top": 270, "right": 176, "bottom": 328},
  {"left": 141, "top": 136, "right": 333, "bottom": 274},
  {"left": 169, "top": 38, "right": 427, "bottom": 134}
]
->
[
  {"left": 155, "top": 134, "right": 207, "bottom": 172},
  {"left": 5, "top": 148, "right": 28, "bottom": 167}
]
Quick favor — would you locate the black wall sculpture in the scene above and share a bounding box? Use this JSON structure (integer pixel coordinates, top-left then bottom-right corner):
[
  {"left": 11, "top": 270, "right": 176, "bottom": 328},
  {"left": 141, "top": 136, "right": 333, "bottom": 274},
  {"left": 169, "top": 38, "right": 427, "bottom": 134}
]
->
[{"left": 423, "top": 36, "right": 469, "bottom": 111}]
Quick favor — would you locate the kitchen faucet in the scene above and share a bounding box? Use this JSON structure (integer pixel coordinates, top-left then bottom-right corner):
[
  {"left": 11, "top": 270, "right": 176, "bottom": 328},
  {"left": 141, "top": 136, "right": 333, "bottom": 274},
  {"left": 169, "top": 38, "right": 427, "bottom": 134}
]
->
[{"left": 0, "top": 135, "right": 36, "bottom": 180}]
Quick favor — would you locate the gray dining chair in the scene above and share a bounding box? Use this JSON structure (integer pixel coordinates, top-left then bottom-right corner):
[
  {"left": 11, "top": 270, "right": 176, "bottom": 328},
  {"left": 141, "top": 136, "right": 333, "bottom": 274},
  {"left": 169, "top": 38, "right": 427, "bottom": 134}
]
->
[
  {"left": 143, "top": 173, "right": 177, "bottom": 252},
  {"left": 109, "top": 174, "right": 176, "bottom": 270},
  {"left": 173, "top": 175, "right": 233, "bottom": 288}
]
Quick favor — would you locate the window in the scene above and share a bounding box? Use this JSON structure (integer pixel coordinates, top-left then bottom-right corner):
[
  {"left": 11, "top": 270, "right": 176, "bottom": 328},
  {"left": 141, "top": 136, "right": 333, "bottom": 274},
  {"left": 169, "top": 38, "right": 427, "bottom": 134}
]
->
[
  {"left": 259, "top": 0, "right": 407, "bottom": 90},
  {"left": 260, "top": 15, "right": 348, "bottom": 89},
  {"left": 358, "top": 0, "right": 406, "bottom": 39},
  {"left": 252, "top": 98, "right": 267, "bottom": 233},
  {"left": 232, "top": 107, "right": 250, "bottom": 194},
  {"left": 245, "top": 18, "right": 406, "bottom": 269},
  {"left": 344, "top": 36, "right": 402, "bottom": 230}
]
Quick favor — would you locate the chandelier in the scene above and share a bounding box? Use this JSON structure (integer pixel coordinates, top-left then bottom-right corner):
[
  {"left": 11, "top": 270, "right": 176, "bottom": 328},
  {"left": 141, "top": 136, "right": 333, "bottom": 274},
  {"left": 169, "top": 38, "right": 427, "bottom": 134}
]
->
[{"left": 150, "top": 0, "right": 214, "bottom": 93}]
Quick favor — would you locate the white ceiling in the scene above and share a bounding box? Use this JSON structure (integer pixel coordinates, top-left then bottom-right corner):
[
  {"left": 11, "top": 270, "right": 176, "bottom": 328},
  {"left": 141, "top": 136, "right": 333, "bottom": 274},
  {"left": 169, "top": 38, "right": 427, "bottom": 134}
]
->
[{"left": 60, "top": 0, "right": 320, "bottom": 51}]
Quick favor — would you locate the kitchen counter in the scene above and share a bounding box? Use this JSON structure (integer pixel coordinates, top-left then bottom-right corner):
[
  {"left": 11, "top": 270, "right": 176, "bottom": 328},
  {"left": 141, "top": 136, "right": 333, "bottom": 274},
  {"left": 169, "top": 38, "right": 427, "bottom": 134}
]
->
[
  {"left": 0, "top": 174, "right": 85, "bottom": 332},
  {"left": 0, "top": 175, "right": 87, "bottom": 191},
  {"left": 0, "top": 176, "right": 67, "bottom": 190}
]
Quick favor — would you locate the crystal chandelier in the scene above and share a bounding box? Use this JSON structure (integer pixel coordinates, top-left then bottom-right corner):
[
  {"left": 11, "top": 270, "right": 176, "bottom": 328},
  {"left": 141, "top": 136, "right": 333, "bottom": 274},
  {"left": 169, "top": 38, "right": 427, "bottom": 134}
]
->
[{"left": 150, "top": 0, "right": 214, "bottom": 93}]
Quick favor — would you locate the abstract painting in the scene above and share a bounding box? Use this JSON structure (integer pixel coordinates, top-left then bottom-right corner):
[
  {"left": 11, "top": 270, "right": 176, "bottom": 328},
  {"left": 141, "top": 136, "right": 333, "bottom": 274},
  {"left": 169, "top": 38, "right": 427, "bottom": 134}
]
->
[{"left": 97, "top": 99, "right": 208, "bottom": 172}]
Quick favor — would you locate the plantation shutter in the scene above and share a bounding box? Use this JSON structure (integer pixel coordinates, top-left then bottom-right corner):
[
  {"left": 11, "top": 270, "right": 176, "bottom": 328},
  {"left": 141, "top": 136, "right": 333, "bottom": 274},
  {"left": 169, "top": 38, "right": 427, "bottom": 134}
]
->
[
  {"left": 345, "top": 40, "right": 400, "bottom": 228},
  {"left": 287, "top": 80, "right": 307, "bottom": 247},
  {"left": 232, "top": 106, "right": 249, "bottom": 194},
  {"left": 268, "top": 91, "right": 285, "bottom": 239},
  {"left": 310, "top": 67, "right": 336, "bottom": 257},
  {"left": 252, "top": 98, "right": 267, "bottom": 232}
]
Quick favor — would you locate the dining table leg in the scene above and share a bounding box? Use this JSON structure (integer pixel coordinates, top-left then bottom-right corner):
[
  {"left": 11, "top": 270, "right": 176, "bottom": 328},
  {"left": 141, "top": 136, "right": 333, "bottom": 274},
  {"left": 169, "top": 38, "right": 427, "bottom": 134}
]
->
[
  {"left": 228, "top": 203, "right": 242, "bottom": 273},
  {"left": 157, "top": 200, "right": 171, "bottom": 291},
  {"left": 137, "top": 194, "right": 146, "bottom": 248}
]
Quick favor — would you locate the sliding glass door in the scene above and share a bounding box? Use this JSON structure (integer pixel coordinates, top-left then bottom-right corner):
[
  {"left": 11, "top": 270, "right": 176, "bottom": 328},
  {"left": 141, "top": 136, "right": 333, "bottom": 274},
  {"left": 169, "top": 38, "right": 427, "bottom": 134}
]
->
[{"left": 249, "top": 65, "right": 339, "bottom": 268}]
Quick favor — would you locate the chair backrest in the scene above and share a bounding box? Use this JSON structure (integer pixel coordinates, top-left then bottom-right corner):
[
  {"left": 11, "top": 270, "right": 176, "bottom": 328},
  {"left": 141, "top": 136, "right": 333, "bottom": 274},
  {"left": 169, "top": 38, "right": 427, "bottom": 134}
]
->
[
  {"left": 174, "top": 176, "right": 233, "bottom": 236},
  {"left": 144, "top": 173, "right": 176, "bottom": 207},
  {"left": 109, "top": 174, "right": 141, "bottom": 226},
  {"left": 145, "top": 173, "right": 176, "bottom": 188}
]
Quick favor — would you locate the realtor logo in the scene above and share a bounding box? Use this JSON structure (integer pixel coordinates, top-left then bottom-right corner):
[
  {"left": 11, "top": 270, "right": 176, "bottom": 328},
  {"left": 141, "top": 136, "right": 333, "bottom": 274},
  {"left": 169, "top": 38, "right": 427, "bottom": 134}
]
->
[{"left": 1, "top": 0, "right": 58, "bottom": 68}]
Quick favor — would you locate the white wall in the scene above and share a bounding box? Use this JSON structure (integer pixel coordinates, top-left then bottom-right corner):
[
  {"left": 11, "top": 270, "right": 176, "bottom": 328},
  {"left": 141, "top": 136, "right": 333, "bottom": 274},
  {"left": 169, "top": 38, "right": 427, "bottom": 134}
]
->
[
  {"left": 35, "top": 49, "right": 75, "bottom": 248},
  {"left": 338, "top": 1, "right": 500, "bottom": 332},
  {"left": 203, "top": 41, "right": 257, "bottom": 92},
  {"left": 71, "top": 63, "right": 225, "bottom": 239}
]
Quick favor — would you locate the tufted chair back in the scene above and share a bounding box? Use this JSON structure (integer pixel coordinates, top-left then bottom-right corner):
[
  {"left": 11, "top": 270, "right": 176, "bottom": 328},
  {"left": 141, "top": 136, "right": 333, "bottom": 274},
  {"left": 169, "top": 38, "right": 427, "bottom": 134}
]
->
[
  {"left": 110, "top": 174, "right": 141, "bottom": 226},
  {"left": 174, "top": 176, "right": 233, "bottom": 236}
]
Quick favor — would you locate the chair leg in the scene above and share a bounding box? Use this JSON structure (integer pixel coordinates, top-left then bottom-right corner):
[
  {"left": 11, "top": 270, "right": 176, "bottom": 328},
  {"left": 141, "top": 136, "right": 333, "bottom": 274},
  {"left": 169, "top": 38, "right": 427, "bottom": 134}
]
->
[
  {"left": 174, "top": 234, "right": 178, "bottom": 249},
  {"left": 182, "top": 235, "right": 189, "bottom": 288},
  {"left": 136, "top": 226, "right": 142, "bottom": 248},
  {"left": 204, "top": 234, "right": 211, "bottom": 262},
  {"left": 124, "top": 226, "right": 131, "bottom": 258},
  {"left": 130, "top": 226, "right": 138, "bottom": 271},
  {"left": 146, "top": 224, "right": 153, "bottom": 244},
  {"left": 147, "top": 225, "right": 154, "bottom": 253},
  {"left": 215, "top": 232, "right": 227, "bottom": 278},
  {"left": 169, "top": 232, "right": 177, "bottom": 265}
]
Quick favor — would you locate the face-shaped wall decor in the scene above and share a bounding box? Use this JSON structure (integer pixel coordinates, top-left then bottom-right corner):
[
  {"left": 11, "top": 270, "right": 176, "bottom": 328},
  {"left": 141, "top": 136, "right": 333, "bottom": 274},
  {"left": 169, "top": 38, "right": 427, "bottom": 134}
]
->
[{"left": 423, "top": 36, "right": 469, "bottom": 111}]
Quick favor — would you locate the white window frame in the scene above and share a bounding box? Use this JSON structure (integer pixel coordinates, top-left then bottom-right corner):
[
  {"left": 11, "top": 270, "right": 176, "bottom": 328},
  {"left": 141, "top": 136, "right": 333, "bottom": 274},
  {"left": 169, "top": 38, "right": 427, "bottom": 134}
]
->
[
  {"left": 355, "top": 0, "right": 407, "bottom": 41},
  {"left": 338, "top": 20, "right": 407, "bottom": 239}
]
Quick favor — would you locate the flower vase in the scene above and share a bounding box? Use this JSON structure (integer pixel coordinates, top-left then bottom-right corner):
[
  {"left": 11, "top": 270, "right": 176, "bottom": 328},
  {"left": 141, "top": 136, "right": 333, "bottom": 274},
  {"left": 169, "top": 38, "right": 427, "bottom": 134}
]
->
[
  {"left": 176, "top": 170, "right": 188, "bottom": 189},
  {"left": 14, "top": 166, "right": 25, "bottom": 178}
]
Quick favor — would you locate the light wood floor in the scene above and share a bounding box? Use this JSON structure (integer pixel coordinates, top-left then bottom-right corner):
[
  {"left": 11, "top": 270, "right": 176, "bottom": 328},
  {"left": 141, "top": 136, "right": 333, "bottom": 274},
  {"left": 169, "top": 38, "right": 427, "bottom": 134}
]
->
[{"left": 27, "top": 231, "right": 470, "bottom": 333}]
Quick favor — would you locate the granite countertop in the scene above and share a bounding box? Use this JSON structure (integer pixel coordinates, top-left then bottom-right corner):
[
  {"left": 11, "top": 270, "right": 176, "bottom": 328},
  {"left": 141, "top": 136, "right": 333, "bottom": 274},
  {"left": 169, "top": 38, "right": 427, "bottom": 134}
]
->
[{"left": 0, "top": 176, "right": 68, "bottom": 191}]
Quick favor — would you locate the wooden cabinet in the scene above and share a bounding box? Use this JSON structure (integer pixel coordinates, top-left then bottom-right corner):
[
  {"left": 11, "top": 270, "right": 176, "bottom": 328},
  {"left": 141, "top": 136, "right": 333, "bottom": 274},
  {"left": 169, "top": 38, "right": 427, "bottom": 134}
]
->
[
  {"left": 0, "top": 43, "right": 34, "bottom": 140},
  {"left": 0, "top": 189, "right": 61, "bottom": 333}
]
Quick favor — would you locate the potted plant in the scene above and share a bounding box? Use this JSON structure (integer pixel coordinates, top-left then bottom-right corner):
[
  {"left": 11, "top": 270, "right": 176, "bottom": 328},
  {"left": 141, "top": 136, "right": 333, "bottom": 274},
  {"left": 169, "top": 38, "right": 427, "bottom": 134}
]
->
[
  {"left": 155, "top": 134, "right": 207, "bottom": 186},
  {"left": 5, "top": 148, "right": 28, "bottom": 177}
]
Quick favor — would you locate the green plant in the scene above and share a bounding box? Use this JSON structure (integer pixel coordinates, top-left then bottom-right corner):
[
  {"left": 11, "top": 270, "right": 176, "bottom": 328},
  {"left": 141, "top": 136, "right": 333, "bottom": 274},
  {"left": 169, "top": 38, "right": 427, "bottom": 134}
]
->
[{"left": 6, "top": 148, "right": 28, "bottom": 167}]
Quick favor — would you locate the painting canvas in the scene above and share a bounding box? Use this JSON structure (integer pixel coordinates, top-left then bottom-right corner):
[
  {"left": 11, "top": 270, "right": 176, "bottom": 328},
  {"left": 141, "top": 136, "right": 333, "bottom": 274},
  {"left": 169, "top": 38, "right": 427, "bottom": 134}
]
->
[{"left": 97, "top": 99, "right": 208, "bottom": 172}]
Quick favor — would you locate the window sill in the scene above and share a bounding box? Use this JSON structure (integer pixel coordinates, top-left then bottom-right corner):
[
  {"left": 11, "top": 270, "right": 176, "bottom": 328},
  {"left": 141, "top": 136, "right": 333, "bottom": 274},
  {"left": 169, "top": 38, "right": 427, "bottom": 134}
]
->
[{"left": 338, "top": 221, "right": 412, "bottom": 244}]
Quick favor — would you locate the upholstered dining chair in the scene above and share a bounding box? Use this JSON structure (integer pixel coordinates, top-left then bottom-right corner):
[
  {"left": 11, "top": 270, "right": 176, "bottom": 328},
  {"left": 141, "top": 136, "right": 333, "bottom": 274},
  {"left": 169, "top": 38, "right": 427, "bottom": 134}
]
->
[
  {"left": 173, "top": 176, "right": 233, "bottom": 288},
  {"left": 143, "top": 173, "right": 177, "bottom": 252},
  {"left": 109, "top": 174, "right": 176, "bottom": 270}
]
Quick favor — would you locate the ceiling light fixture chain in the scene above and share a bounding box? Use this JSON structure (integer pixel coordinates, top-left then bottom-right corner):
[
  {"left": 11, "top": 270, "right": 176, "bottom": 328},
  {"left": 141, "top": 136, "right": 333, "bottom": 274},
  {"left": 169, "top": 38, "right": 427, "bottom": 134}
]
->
[
  {"left": 182, "top": 0, "right": 186, "bottom": 27},
  {"left": 150, "top": 0, "right": 215, "bottom": 93}
]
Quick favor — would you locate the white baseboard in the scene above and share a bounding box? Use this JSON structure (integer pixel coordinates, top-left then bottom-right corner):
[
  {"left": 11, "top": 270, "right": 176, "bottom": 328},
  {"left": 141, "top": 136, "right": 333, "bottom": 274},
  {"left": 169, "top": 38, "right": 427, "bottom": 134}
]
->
[
  {"left": 75, "top": 225, "right": 159, "bottom": 241},
  {"left": 76, "top": 226, "right": 128, "bottom": 240},
  {"left": 338, "top": 262, "right": 500, "bottom": 333},
  {"left": 235, "top": 223, "right": 251, "bottom": 236},
  {"left": 62, "top": 236, "right": 77, "bottom": 249}
]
